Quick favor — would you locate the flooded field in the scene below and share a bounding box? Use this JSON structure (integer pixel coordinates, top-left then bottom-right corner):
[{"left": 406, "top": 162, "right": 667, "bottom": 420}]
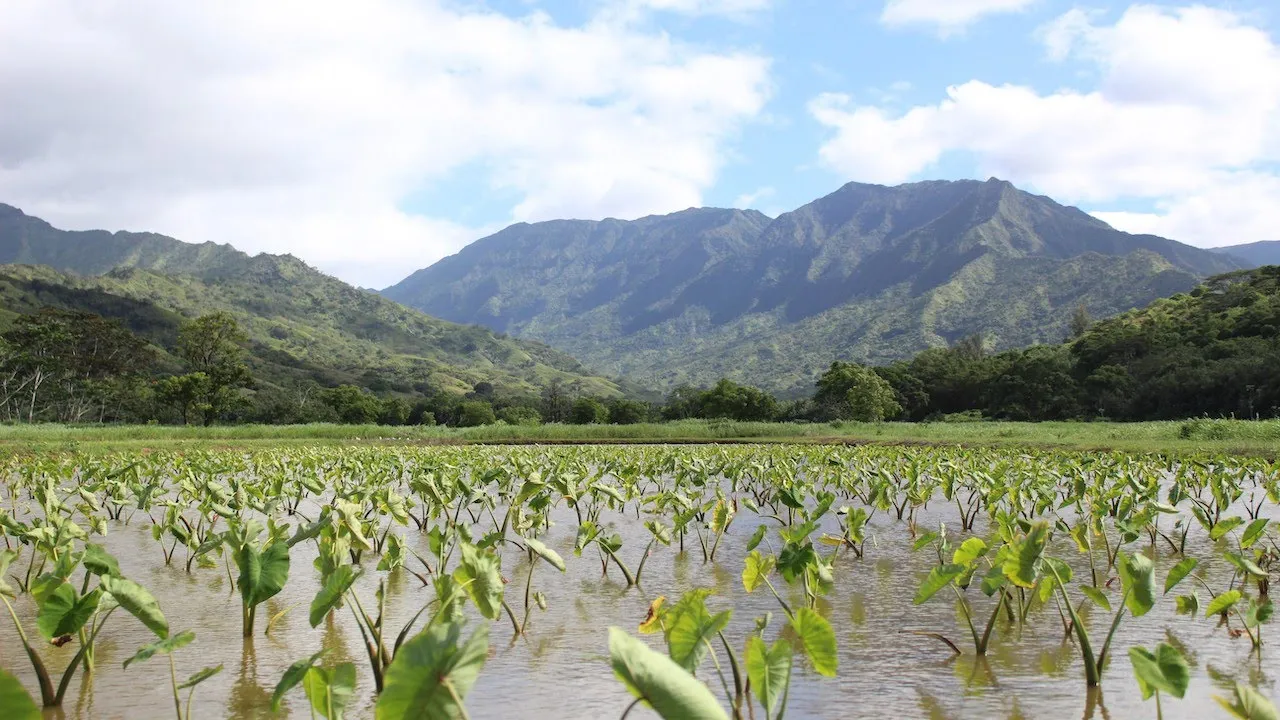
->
[{"left": 1, "top": 445, "right": 1276, "bottom": 719}]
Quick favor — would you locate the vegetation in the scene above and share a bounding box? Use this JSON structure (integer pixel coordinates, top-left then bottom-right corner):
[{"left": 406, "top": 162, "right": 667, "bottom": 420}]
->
[
  {"left": 1, "top": 444, "right": 1279, "bottom": 717},
  {"left": 384, "top": 179, "right": 1240, "bottom": 395},
  {"left": 0, "top": 205, "right": 626, "bottom": 401}
]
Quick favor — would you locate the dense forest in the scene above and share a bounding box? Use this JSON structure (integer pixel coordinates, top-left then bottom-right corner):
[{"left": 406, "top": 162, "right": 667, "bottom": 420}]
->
[{"left": 2, "top": 267, "right": 1277, "bottom": 426}]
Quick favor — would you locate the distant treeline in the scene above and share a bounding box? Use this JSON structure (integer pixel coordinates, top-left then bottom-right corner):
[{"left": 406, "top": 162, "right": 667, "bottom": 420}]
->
[{"left": 3, "top": 267, "right": 1278, "bottom": 426}]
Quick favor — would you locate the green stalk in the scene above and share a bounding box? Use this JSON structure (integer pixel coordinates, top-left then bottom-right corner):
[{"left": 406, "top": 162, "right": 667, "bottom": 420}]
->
[
  {"left": 2, "top": 594, "right": 55, "bottom": 706},
  {"left": 1048, "top": 564, "right": 1099, "bottom": 687}
]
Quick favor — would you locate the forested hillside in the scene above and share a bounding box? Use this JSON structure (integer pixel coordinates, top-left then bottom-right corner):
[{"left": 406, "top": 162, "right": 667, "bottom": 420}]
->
[{"left": 386, "top": 178, "right": 1241, "bottom": 396}]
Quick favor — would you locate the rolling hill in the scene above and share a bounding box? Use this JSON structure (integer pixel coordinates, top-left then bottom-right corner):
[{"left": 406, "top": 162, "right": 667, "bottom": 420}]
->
[
  {"left": 0, "top": 204, "right": 624, "bottom": 398},
  {"left": 384, "top": 178, "right": 1243, "bottom": 396}
]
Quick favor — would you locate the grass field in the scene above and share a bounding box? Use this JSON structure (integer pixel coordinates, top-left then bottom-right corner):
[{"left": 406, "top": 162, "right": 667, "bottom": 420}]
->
[{"left": 2, "top": 417, "right": 1279, "bottom": 455}]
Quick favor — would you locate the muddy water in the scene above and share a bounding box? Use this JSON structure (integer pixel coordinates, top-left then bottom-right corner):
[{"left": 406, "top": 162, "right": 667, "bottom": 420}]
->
[{"left": 2, "top": 488, "right": 1276, "bottom": 719}]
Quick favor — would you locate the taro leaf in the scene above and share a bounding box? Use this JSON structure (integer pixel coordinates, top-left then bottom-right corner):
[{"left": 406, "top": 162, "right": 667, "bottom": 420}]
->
[
  {"left": 432, "top": 574, "right": 466, "bottom": 626},
  {"left": 237, "top": 541, "right": 291, "bottom": 608},
  {"left": 1081, "top": 585, "right": 1112, "bottom": 612},
  {"left": 523, "top": 537, "right": 566, "bottom": 572},
  {"left": 0, "top": 549, "right": 17, "bottom": 596},
  {"left": 1242, "top": 519, "right": 1270, "bottom": 550},
  {"left": 777, "top": 543, "right": 817, "bottom": 584},
  {"left": 1002, "top": 521, "right": 1048, "bottom": 589},
  {"left": 376, "top": 622, "right": 489, "bottom": 720},
  {"left": 177, "top": 665, "right": 223, "bottom": 690},
  {"left": 1206, "top": 590, "right": 1243, "bottom": 617},
  {"left": 789, "top": 607, "right": 837, "bottom": 677},
  {"left": 1225, "top": 552, "right": 1269, "bottom": 578},
  {"left": 310, "top": 565, "right": 360, "bottom": 628},
  {"left": 37, "top": 583, "right": 100, "bottom": 640},
  {"left": 1211, "top": 517, "right": 1246, "bottom": 541},
  {"left": 979, "top": 565, "right": 1007, "bottom": 598},
  {"left": 102, "top": 575, "right": 168, "bottom": 638},
  {"left": 1175, "top": 593, "right": 1200, "bottom": 616},
  {"left": 1244, "top": 598, "right": 1274, "bottom": 628},
  {"left": 1118, "top": 552, "right": 1156, "bottom": 617},
  {"left": 0, "top": 668, "right": 39, "bottom": 720},
  {"left": 742, "top": 551, "right": 776, "bottom": 594},
  {"left": 607, "top": 627, "right": 729, "bottom": 720},
  {"left": 952, "top": 537, "right": 988, "bottom": 565},
  {"left": 286, "top": 515, "right": 330, "bottom": 549},
  {"left": 645, "top": 522, "right": 673, "bottom": 546},
  {"left": 746, "top": 525, "right": 768, "bottom": 553},
  {"left": 575, "top": 521, "right": 599, "bottom": 556},
  {"left": 452, "top": 544, "right": 504, "bottom": 621},
  {"left": 305, "top": 663, "right": 356, "bottom": 720},
  {"left": 272, "top": 649, "right": 330, "bottom": 711},
  {"left": 123, "top": 629, "right": 196, "bottom": 669},
  {"left": 1164, "top": 557, "right": 1199, "bottom": 595},
  {"left": 83, "top": 543, "right": 121, "bottom": 577},
  {"left": 1216, "top": 682, "right": 1280, "bottom": 720},
  {"left": 912, "top": 531, "right": 939, "bottom": 552},
  {"left": 1129, "top": 643, "right": 1190, "bottom": 700},
  {"left": 639, "top": 596, "right": 667, "bottom": 634},
  {"left": 669, "top": 609, "right": 732, "bottom": 673},
  {"left": 745, "top": 635, "right": 791, "bottom": 717},
  {"left": 914, "top": 564, "right": 966, "bottom": 605}
]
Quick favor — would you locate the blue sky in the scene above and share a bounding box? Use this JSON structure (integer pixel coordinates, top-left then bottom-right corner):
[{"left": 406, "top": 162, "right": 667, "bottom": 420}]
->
[{"left": 1, "top": 0, "right": 1277, "bottom": 287}]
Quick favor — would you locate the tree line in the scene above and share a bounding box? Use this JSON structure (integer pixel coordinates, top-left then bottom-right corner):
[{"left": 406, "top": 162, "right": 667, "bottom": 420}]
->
[{"left": 3, "top": 266, "right": 1277, "bottom": 426}]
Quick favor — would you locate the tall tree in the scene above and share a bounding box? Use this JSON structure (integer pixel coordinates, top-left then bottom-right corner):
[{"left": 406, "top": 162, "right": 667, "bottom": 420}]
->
[{"left": 175, "top": 312, "right": 252, "bottom": 425}]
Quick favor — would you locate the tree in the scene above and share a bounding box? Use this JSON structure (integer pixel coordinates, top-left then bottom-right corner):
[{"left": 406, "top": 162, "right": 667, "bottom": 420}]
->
[
  {"left": 570, "top": 397, "right": 609, "bottom": 425},
  {"left": 498, "top": 405, "right": 542, "bottom": 426},
  {"left": 1070, "top": 303, "right": 1093, "bottom": 339},
  {"left": 176, "top": 312, "right": 253, "bottom": 425},
  {"left": 155, "top": 373, "right": 211, "bottom": 426},
  {"left": 456, "top": 400, "right": 497, "bottom": 427},
  {"left": 0, "top": 309, "right": 151, "bottom": 423},
  {"left": 814, "top": 361, "right": 901, "bottom": 421},
  {"left": 608, "top": 398, "right": 650, "bottom": 425},
  {"left": 379, "top": 396, "right": 412, "bottom": 426},
  {"left": 661, "top": 385, "right": 705, "bottom": 421},
  {"left": 699, "top": 379, "right": 778, "bottom": 421},
  {"left": 540, "top": 378, "right": 571, "bottom": 423},
  {"left": 320, "top": 385, "right": 381, "bottom": 424}
]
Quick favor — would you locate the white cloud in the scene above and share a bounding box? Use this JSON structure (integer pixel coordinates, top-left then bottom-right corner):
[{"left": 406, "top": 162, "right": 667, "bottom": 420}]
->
[
  {"left": 733, "top": 186, "right": 775, "bottom": 208},
  {"left": 813, "top": 5, "right": 1280, "bottom": 246},
  {"left": 626, "top": 0, "right": 770, "bottom": 15},
  {"left": 0, "top": 1, "right": 770, "bottom": 287},
  {"left": 881, "top": 0, "right": 1036, "bottom": 33}
]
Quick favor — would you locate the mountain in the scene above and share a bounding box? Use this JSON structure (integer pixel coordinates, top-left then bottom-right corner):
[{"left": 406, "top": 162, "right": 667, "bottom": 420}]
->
[
  {"left": 0, "top": 205, "right": 624, "bottom": 398},
  {"left": 1213, "top": 241, "right": 1280, "bottom": 268},
  {"left": 384, "top": 178, "right": 1244, "bottom": 396}
]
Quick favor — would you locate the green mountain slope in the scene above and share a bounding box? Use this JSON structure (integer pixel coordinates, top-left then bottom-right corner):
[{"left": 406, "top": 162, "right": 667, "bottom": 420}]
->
[
  {"left": 0, "top": 206, "right": 624, "bottom": 398},
  {"left": 384, "top": 178, "right": 1242, "bottom": 396}
]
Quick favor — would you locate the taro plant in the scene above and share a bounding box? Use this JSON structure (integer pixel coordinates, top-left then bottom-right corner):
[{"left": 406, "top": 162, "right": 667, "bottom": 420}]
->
[
  {"left": 1048, "top": 550, "right": 1157, "bottom": 688},
  {"left": 907, "top": 524, "right": 1033, "bottom": 656},
  {"left": 1127, "top": 642, "right": 1190, "bottom": 720},
  {"left": 272, "top": 650, "right": 357, "bottom": 720},
  {"left": 122, "top": 629, "right": 223, "bottom": 720},
  {"left": 1, "top": 549, "right": 170, "bottom": 708}
]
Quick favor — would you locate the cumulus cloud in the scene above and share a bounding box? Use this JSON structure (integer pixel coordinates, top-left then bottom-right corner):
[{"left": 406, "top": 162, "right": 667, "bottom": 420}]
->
[
  {"left": 881, "top": 0, "right": 1036, "bottom": 33},
  {"left": 812, "top": 5, "right": 1280, "bottom": 246},
  {"left": 0, "top": 1, "right": 770, "bottom": 287}
]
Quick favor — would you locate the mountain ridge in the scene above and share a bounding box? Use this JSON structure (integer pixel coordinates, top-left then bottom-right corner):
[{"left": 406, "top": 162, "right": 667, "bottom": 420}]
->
[
  {"left": 383, "top": 177, "right": 1243, "bottom": 395},
  {"left": 0, "top": 205, "right": 626, "bottom": 398}
]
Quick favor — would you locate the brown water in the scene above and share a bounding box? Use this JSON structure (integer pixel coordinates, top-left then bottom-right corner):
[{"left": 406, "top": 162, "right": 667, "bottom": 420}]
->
[{"left": 2, "top": 495, "right": 1275, "bottom": 719}]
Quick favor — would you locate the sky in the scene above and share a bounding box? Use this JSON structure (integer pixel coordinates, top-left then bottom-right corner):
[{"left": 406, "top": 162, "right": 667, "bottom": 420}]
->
[{"left": 1, "top": 1, "right": 1277, "bottom": 288}]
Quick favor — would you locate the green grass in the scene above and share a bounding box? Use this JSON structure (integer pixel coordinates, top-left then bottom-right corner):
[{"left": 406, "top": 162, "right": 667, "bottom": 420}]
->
[{"left": 2, "top": 418, "right": 1279, "bottom": 455}]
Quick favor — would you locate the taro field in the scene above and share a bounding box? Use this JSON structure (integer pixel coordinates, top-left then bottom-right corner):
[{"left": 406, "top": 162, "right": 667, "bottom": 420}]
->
[{"left": 1, "top": 445, "right": 1279, "bottom": 719}]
